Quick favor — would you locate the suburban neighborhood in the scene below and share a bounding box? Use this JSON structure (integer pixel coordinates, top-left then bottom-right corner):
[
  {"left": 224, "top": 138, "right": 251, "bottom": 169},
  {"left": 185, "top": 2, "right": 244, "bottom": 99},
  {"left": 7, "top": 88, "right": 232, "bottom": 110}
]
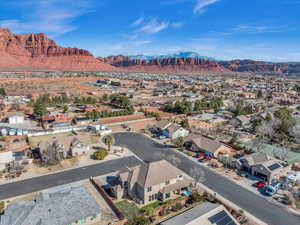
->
[{"left": 0, "top": 71, "right": 299, "bottom": 225}]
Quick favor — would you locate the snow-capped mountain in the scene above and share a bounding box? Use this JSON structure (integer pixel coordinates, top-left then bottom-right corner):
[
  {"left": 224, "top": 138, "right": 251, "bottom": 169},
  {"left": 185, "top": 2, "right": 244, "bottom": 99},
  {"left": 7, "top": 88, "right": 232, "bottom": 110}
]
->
[{"left": 129, "top": 51, "right": 215, "bottom": 61}]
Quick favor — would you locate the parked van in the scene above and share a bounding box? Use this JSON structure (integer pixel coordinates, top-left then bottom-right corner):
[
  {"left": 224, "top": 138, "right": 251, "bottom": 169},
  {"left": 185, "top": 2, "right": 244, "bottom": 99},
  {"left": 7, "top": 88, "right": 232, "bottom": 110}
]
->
[{"left": 265, "top": 182, "right": 281, "bottom": 196}]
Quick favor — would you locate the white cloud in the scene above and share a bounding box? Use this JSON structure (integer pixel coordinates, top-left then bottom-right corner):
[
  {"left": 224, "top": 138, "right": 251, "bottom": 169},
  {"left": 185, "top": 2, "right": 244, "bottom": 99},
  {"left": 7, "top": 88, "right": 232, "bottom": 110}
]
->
[
  {"left": 193, "top": 0, "right": 220, "bottom": 14},
  {"left": 172, "top": 21, "right": 185, "bottom": 28},
  {"left": 140, "top": 19, "right": 169, "bottom": 34},
  {"left": 132, "top": 17, "right": 144, "bottom": 26},
  {"left": 0, "top": 0, "right": 94, "bottom": 36},
  {"left": 231, "top": 25, "right": 288, "bottom": 34}
]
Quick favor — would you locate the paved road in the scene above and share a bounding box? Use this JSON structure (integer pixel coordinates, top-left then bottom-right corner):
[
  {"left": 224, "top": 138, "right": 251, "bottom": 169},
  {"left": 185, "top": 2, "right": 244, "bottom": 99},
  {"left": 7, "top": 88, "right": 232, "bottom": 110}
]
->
[
  {"left": 0, "top": 156, "right": 141, "bottom": 200},
  {"left": 114, "top": 132, "right": 300, "bottom": 225}
]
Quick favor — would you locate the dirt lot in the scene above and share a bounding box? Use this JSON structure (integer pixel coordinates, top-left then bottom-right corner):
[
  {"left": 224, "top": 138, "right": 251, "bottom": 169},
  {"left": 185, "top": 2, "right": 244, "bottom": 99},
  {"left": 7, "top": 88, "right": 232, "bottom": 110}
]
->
[
  {"left": 101, "top": 114, "right": 147, "bottom": 124},
  {"left": 0, "top": 77, "right": 110, "bottom": 96},
  {"left": 108, "top": 119, "right": 157, "bottom": 133}
]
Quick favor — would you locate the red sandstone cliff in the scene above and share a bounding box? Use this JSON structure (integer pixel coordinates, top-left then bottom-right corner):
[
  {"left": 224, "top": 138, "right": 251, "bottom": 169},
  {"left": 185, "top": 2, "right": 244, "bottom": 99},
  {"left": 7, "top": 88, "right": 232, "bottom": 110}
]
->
[
  {"left": 100, "top": 55, "right": 300, "bottom": 74},
  {"left": 98, "top": 55, "right": 230, "bottom": 73},
  {"left": 0, "top": 28, "right": 116, "bottom": 71}
]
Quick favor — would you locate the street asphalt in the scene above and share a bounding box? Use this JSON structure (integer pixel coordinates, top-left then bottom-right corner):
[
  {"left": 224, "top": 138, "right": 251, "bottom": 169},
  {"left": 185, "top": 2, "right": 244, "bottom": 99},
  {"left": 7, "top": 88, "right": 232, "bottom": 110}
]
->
[
  {"left": 113, "top": 132, "right": 300, "bottom": 225},
  {"left": 0, "top": 156, "right": 141, "bottom": 200}
]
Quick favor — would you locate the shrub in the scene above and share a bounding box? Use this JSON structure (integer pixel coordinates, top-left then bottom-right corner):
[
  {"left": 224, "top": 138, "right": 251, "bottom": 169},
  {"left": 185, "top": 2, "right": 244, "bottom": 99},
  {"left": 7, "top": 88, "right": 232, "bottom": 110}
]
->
[
  {"left": 171, "top": 203, "right": 183, "bottom": 212},
  {"left": 125, "top": 215, "right": 150, "bottom": 225},
  {"left": 94, "top": 149, "right": 108, "bottom": 160},
  {"left": 187, "top": 192, "right": 204, "bottom": 204},
  {"left": 0, "top": 201, "right": 4, "bottom": 214}
]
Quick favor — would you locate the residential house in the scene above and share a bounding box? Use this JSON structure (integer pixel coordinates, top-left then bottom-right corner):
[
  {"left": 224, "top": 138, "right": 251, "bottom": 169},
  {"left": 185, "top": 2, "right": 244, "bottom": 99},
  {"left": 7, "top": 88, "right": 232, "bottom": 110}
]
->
[
  {"left": 230, "top": 115, "right": 251, "bottom": 128},
  {"left": 0, "top": 183, "right": 102, "bottom": 225},
  {"left": 236, "top": 152, "right": 290, "bottom": 182},
  {"left": 163, "top": 124, "right": 189, "bottom": 139},
  {"left": 160, "top": 202, "right": 240, "bottom": 225},
  {"left": 153, "top": 119, "right": 172, "bottom": 133},
  {"left": 112, "top": 160, "right": 192, "bottom": 205},
  {"left": 185, "top": 135, "right": 234, "bottom": 158},
  {"left": 8, "top": 113, "right": 25, "bottom": 125},
  {"left": 0, "top": 136, "right": 30, "bottom": 171},
  {"left": 70, "top": 137, "right": 90, "bottom": 156},
  {"left": 153, "top": 120, "right": 189, "bottom": 139},
  {"left": 39, "top": 135, "right": 91, "bottom": 161}
]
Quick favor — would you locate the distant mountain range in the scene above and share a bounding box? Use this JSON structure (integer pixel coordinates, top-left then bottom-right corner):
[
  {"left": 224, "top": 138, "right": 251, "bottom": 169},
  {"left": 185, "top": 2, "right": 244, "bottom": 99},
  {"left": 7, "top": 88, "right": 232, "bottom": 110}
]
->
[
  {"left": 2, "top": 27, "right": 300, "bottom": 74},
  {"left": 128, "top": 51, "right": 216, "bottom": 61}
]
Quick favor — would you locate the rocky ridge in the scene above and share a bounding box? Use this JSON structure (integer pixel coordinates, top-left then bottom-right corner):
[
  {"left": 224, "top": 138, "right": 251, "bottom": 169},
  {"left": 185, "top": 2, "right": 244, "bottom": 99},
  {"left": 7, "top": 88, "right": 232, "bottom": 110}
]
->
[{"left": 0, "top": 28, "right": 115, "bottom": 71}]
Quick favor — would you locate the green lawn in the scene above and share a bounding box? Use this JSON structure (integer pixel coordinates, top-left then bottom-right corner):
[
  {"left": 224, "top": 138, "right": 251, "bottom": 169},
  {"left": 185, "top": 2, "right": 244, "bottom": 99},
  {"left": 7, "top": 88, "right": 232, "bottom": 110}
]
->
[
  {"left": 116, "top": 200, "right": 139, "bottom": 219},
  {"left": 141, "top": 201, "right": 161, "bottom": 211}
]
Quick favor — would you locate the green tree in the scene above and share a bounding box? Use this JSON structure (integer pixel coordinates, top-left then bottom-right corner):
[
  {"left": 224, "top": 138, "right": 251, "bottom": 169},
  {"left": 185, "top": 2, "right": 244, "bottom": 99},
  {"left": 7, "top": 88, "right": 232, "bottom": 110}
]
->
[
  {"left": 0, "top": 88, "right": 6, "bottom": 96},
  {"left": 63, "top": 105, "right": 69, "bottom": 113},
  {"left": 266, "top": 113, "right": 272, "bottom": 122},
  {"left": 274, "top": 107, "right": 296, "bottom": 133},
  {"left": 187, "top": 192, "right": 204, "bottom": 204},
  {"left": 175, "top": 137, "right": 185, "bottom": 149},
  {"left": 94, "top": 149, "right": 108, "bottom": 160},
  {"left": 257, "top": 90, "right": 263, "bottom": 98},
  {"left": 180, "top": 119, "right": 190, "bottom": 129},
  {"left": 174, "top": 100, "right": 192, "bottom": 114},
  {"left": 101, "top": 93, "right": 109, "bottom": 102},
  {"left": 0, "top": 201, "right": 5, "bottom": 214},
  {"left": 103, "top": 135, "right": 115, "bottom": 151},
  {"left": 33, "top": 103, "right": 47, "bottom": 119}
]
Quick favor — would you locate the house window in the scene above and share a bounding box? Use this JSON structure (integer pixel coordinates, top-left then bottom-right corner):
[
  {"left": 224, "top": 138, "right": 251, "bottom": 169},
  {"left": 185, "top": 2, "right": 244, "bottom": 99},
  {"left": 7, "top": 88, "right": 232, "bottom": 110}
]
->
[
  {"left": 165, "top": 180, "right": 170, "bottom": 185},
  {"left": 165, "top": 192, "right": 171, "bottom": 198},
  {"left": 147, "top": 186, "right": 152, "bottom": 192},
  {"left": 149, "top": 194, "right": 157, "bottom": 202},
  {"left": 178, "top": 175, "right": 183, "bottom": 178}
]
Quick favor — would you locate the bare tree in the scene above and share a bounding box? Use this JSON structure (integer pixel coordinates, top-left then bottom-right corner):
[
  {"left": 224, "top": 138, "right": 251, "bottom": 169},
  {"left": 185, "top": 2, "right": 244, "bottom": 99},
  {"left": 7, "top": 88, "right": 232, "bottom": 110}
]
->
[
  {"left": 189, "top": 167, "right": 206, "bottom": 187},
  {"left": 273, "top": 145, "right": 290, "bottom": 161},
  {"left": 253, "top": 119, "right": 279, "bottom": 152},
  {"left": 289, "top": 121, "right": 300, "bottom": 144}
]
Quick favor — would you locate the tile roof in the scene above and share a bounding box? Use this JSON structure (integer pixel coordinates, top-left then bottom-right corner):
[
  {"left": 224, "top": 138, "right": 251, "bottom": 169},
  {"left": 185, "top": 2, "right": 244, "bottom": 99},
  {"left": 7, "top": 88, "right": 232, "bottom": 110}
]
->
[
  {"left": 118, "top": 160, "right": 184, "bottom": 188},
  {"left": 191, "top": 136, "right": 224, "bottom": 153}
]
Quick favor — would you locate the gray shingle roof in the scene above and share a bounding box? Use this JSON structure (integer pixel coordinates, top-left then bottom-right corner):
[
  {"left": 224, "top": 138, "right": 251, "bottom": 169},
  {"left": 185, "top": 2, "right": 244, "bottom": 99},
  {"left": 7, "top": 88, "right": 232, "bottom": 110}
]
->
[
  {"left": 0, "top": 183, "right": 101, "bottom": 225},
  {"left": 160, "top": 202, "right": 220, "bottom": 225}
]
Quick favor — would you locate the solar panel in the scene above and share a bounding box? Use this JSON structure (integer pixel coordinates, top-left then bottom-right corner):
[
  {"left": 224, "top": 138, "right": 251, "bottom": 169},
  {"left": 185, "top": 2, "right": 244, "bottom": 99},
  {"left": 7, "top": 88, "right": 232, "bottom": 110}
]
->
[
  {"left": 280, "top": 162, "right": 289, "bottom": 168},
  {"left": 208, "top": 211, "right": 227, "bottom": 223},
  {"left": 208, "top": 210, "right": 238, "bottom": 225},
  {"left": 268, "top": 163, "right": 281, "bottom": 171},
  {"left": 239, "top": 159, "right": 248, "bottom": 164}
]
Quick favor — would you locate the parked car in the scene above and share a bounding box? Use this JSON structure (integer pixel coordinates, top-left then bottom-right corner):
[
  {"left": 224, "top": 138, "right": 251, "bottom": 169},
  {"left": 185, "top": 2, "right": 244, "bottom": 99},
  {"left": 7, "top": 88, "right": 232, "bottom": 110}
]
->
[
  {"left": 233, "top": 153, "right": 245, "bottom": 159},
  {"left": 255, "top": 181, "right": 268, "bottom": 188},
  {"left": 194, "top": 153, "right": 205, "bottom": 158},
  {"left": 203, "top": 156, "right": 212, "bottom": 161},
  {"left": 265, "top": 182, "right": 281, "bottom": 196}
]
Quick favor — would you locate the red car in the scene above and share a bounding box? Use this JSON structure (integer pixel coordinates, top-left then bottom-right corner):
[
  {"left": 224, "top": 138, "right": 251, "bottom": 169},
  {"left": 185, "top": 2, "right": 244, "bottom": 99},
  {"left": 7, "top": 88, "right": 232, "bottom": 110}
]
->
[
  {"left": 255, "top": 181, "right": 268, "bottom": 188},
  {"left": 194, "top": 153, "right": 206, "bottom": 158},
  {"left": 203, "top": 156, "right": 212, "bottom": 161}
]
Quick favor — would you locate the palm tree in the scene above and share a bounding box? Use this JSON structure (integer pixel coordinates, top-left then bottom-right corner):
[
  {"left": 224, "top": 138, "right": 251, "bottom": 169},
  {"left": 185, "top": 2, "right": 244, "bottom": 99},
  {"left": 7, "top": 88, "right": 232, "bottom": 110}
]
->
[{"left": 103, "top": 135, "right": 115, "bottom": 152}]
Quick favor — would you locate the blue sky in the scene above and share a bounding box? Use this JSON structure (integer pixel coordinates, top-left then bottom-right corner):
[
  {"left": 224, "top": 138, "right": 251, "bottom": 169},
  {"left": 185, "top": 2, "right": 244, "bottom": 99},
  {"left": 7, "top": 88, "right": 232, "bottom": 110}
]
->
[{"left": 0, "top": 0, "right": 300, "bottom": 61}]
